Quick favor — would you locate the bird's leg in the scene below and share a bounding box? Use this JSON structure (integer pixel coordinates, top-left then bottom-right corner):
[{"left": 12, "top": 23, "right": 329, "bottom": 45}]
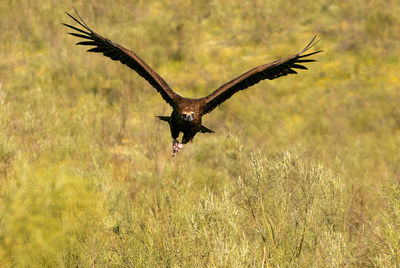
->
[{"left": 172, "top": 139, "right": 183, "bottom": 157}]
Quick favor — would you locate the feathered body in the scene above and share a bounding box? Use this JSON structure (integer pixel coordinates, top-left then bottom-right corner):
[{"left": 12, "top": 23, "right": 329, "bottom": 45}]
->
[
  {"left": 63, "top": 11, "right": 322, "bottom": 156},
  {"left": 159, "top": 98, "right": 214, "bottom": 145}
]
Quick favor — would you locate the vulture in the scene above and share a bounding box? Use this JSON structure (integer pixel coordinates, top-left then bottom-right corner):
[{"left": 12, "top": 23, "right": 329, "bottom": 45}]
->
[{"left": 63, "top": 11, "right": 322, "bottom": 156}]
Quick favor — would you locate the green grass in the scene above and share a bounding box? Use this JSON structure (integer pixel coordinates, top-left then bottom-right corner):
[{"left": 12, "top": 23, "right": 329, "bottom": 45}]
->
[{"left": 1, "top": 0, "right": 400, "bottom": 266}]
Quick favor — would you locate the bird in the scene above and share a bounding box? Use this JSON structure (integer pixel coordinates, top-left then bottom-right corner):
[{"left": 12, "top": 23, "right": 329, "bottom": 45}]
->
[{"left": 63, "top": 11, "right": 322, "bottom": 156}]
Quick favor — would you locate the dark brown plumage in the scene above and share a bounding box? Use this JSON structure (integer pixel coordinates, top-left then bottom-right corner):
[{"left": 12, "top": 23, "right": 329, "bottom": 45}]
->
[{"left": 63, "top": 11, "right": 322, "bottom": 156}]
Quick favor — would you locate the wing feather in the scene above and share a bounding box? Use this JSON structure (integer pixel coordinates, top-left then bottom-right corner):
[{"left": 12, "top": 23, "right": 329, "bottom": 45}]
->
[
  {"left": 63, "top": 11, "right": 180, "bottom": 107},
  {"left": 201, "top": 35, "right": 322, "bottom": 114}
]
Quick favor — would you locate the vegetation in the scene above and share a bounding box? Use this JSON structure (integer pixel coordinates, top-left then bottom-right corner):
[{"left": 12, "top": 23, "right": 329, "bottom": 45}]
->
[{"left": 1, "top": 0, "right": 399, "bottom": 266}]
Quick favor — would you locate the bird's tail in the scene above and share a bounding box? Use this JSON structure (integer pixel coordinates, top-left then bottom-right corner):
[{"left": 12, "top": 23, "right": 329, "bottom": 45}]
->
[{"left": 156, "top": 116, "right": 214, "bottom": 134}]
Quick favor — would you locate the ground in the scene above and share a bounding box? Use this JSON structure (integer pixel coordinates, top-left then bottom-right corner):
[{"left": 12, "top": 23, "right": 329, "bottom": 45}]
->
[{"left": 0, "top": 0, "right": 400, "bottom": 266}]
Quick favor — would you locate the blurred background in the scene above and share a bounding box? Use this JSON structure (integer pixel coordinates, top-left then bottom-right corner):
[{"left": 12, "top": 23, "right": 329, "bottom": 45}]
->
[{"left": 1, "top": 0, "right": 399, "bottom": 266}]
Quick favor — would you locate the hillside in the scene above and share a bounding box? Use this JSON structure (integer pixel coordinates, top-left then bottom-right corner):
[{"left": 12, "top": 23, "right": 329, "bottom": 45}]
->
[{"left": 1, "top": 0, "right": 400, "bottom": 266}]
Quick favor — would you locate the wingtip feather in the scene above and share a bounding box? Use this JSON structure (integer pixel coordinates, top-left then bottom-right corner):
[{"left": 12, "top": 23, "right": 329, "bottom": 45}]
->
[
  {"left": 292, "top": 64, "right": 308, "bottom": 70},
  {"left": 62, "top": 22, "right": 90, "bottom": 35},
  {"left": 299, "top": 34, "right": 321, "bottom": 55},
  {"left": 73, "top": 9, "right": 90, "bottom": 29},
  {"left": 299, "top": 50, "right": 323, "bottom": 58},
  {"left": 64, "top": 9, "right": 91, "bottom": 32}
]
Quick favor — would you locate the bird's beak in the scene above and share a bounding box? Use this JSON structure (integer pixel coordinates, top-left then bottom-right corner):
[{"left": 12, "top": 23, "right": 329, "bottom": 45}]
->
[
  {"left": 184, "top": 114, "right": 193, "bottom": 122},
  {"left": 182, "top": 113, "right": 194, "bottom": 122}
]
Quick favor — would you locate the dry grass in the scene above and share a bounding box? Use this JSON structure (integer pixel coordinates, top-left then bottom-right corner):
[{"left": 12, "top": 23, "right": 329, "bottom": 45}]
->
[{"left": 1, "top": 0, "right": 400, "bottom": 266}]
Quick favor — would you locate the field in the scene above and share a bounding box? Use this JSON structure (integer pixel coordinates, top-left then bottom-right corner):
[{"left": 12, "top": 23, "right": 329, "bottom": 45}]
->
[{"left": 1, "top": 0, "right": 400, "bottom": 266}]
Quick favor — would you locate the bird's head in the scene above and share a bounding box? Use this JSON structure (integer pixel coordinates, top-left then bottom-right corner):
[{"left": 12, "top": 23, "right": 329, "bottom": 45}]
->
[{"left": 181, "top": 111, "right": 195, "bottom": 122}]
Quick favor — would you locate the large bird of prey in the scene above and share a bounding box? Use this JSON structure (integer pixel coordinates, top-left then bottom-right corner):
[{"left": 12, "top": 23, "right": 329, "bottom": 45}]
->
[{"left": 63, "top": 11, "right": 322, "bottom": 156}]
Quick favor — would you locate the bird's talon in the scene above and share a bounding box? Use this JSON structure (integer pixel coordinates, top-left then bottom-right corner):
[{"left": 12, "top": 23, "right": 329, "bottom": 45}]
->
[{"left": 172, "top": 139, "right": 183, "bottom": 156}]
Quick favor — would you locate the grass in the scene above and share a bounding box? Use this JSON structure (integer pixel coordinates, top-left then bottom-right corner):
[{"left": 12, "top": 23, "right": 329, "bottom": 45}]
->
[{"left": 1, "top": 0, "right": 400, "bottom": 266}]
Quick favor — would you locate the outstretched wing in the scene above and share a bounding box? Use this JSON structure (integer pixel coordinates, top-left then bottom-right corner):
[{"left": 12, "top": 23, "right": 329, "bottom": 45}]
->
[
  {"left": 201, "top": 36, "right": 322, "bottom": 114},
  {"left": 63, "top": 11, "right": 181, "bottom": 107}
]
